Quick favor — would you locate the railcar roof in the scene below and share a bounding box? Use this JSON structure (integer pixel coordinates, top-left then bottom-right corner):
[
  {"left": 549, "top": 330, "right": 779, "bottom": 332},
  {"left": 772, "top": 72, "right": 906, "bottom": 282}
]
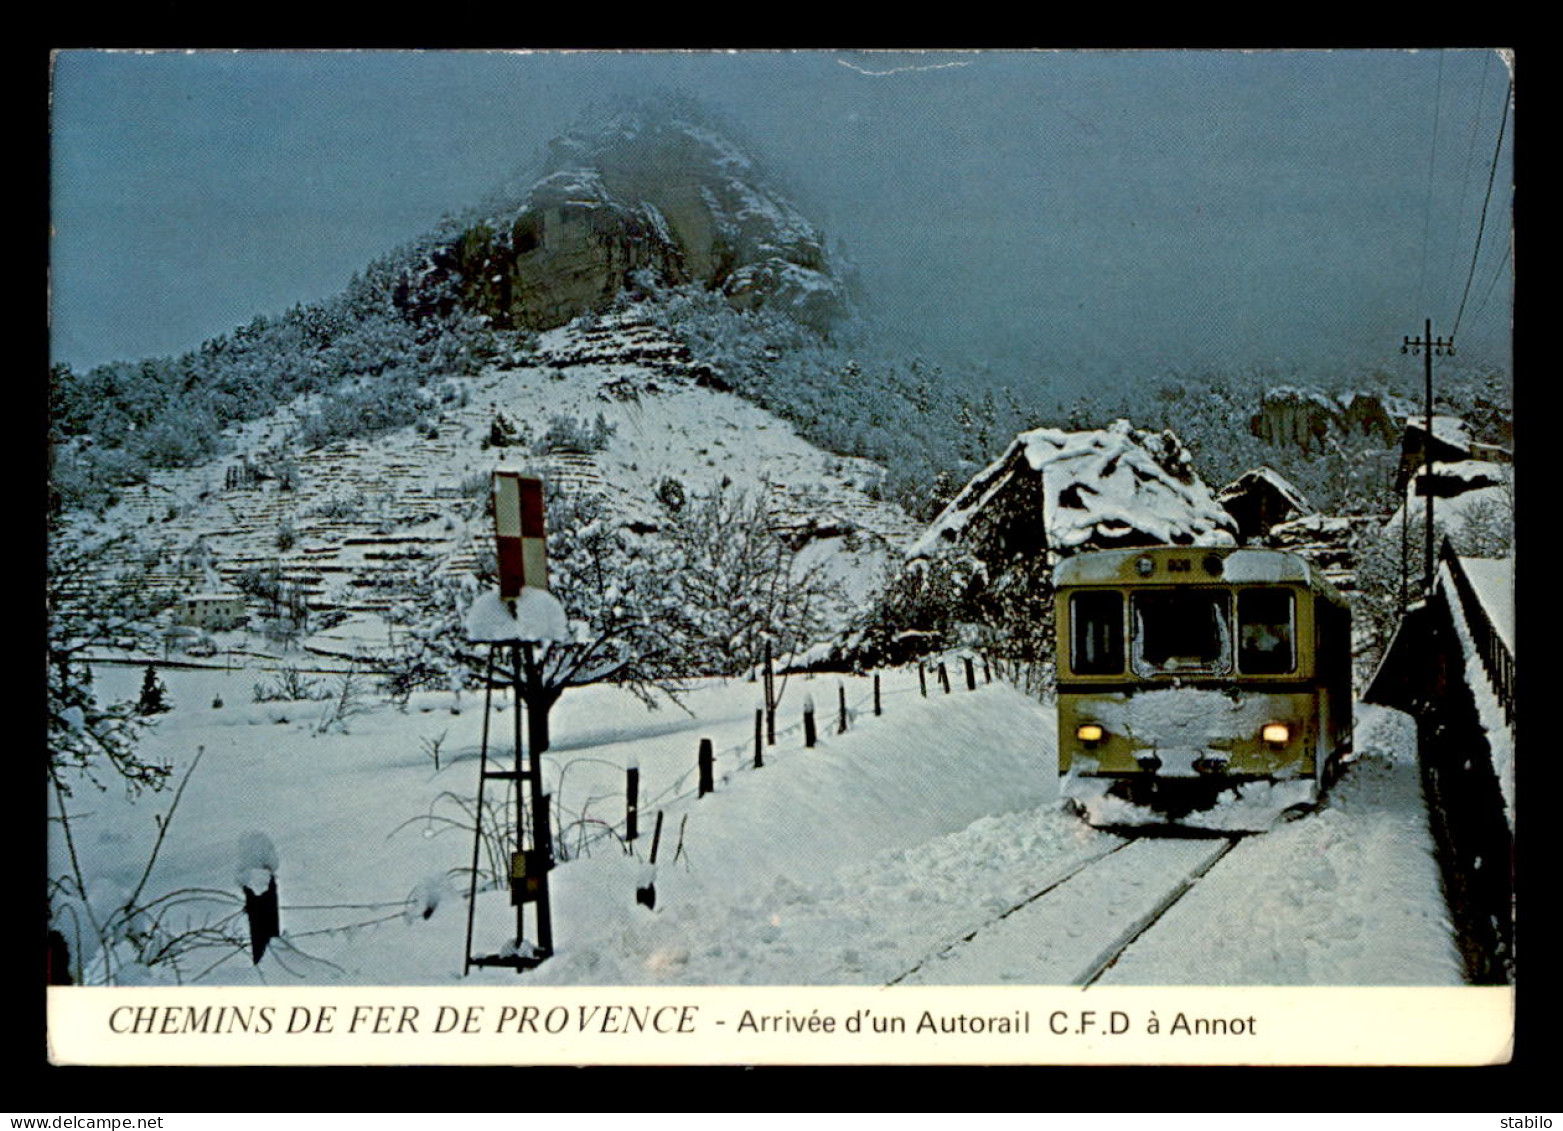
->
[{"left": 1054, "top": 545, "right": 1324, "bottom": 589}]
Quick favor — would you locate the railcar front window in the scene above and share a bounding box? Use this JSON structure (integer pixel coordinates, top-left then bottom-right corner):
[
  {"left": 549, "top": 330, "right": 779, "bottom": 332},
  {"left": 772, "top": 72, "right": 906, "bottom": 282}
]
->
[
  {"left": 1238, "top": 587, "right": 1295, "bottom": 674},
  {"left": 1070, "top": 591, "right": 1124, "bottom": 674},
  {"left": 1131, "top": 590, "right": 1230, "bottom": 676}
]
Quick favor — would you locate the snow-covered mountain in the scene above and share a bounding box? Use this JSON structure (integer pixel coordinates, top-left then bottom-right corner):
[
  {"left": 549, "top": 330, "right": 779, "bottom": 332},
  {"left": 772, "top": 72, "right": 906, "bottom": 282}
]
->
[{"left": 57, "top": 306, "right": 918, "bottom": 651}]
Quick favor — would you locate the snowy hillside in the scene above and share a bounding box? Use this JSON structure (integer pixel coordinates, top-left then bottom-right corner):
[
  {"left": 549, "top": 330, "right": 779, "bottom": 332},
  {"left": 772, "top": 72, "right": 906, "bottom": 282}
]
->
[{"left": 55, "top": 306, "right": 919, "bottom": 638}]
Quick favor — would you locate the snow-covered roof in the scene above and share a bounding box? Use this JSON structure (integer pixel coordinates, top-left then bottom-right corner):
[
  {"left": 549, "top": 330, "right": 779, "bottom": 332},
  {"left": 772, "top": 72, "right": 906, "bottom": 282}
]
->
[
  {"left": 1217, "top": 466, "right": 1315, "bottom": 514},
  {"left": 913, "top": 419, "right": 1237, "bottom": 558},
  {"left": 1404, "top": 414, "right": 1473, "bottom": 450},
  {"left": 1412, "top": 459, "right": 1508, "bottom": 489},
  {"left": 1268, "top": 514, "right": 1361, "bottom": 541},
  {"left": 1385, "top": 483, "right": 1509, "bottom": 536}
]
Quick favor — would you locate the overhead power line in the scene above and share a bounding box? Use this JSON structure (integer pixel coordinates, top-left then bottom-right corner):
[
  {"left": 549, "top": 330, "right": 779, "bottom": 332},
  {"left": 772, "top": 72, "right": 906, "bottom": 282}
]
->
[
  {"left": 1471, "top": 239, "right": 1512, "bottom": 324},
  {"left": 1415, "top": 51, "right": 1446, "bottom": 315},
  {"left": 1441, "top": 52, "right": 1492, "bottom": 304},
  {"left": 1451, "top": 80, "right": 1513, "bottom": 342}
]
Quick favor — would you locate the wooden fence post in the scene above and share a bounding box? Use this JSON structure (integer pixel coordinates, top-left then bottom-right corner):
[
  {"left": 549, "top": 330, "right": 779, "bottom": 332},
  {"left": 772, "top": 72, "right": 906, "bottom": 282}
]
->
[
  {"left": 242, "top": 875, "right": 280, "bottom": 965},
  {"left": 765, "top": 641, "right": 776, "bottom": 745},
  {"left": 918, "top": 664, "right": 927, "bottom": 698},
  {"left": 754, "top": 708, "right": 764, "bottom": 768},
  {"left": 964, "top": 656, "right": 976, "bottom": 690},
  {"left": 626, "top": 763, "right": 640, "bottom": 842},
  {"left": 873, "top": 673, "right": 882, "bottom": 716},
  {"left": 637, "top": 811, "right": 662, "bottom": 909},
  {"left": 837, "top": 683, "right": 848, "bottom": 734},
  {"left": 938, "top": 662, "right": 950, "bottom": 694},
  {"left": 983, "top": 657, "right": 992, "bottom": 684},
  {"left": 698, "top": 738, "right": 714, "bottom": 797},
  {"left": 803, "top": 696, "right": 817, "bottom": 748}
]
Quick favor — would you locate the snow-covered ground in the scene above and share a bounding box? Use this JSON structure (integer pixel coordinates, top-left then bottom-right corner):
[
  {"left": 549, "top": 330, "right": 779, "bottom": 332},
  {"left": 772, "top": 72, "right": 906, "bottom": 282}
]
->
[
  {"left": 1100, "top": 706, "right": 1462, "bottom": 985},
  {"left": 50, "top": 659, "right": 1462, "bottom": 987}
]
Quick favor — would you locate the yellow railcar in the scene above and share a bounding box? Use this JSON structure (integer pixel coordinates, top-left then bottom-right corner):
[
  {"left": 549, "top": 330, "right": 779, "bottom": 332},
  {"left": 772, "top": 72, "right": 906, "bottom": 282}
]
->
[{"left": 1054, "top": 546, "right": 1353, "bottom": 826}]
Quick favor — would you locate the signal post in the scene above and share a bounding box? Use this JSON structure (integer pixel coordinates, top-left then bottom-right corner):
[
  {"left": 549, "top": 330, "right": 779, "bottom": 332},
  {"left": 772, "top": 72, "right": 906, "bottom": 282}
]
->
[{"left": 463, "top": 470, "right": 561, "bottom": 973}]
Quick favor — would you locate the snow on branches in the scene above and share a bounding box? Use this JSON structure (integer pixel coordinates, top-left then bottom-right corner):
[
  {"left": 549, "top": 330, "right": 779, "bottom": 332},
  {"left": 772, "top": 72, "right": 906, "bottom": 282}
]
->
[{"left": 46, "top": 537, "right": 171, "bottom": 795}]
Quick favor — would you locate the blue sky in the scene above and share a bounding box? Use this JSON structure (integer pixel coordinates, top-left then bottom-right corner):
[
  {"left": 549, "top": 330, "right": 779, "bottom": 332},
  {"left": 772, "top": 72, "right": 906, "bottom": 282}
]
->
[{"left": 49, "top": 49, "right": 1514, "bottom": 399}]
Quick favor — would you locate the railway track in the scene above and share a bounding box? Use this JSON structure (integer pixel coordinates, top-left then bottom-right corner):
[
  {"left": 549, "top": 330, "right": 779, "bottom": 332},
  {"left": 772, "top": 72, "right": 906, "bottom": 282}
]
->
[{"left": 888, "top": 831, "right": 1247, "bottom": 987}]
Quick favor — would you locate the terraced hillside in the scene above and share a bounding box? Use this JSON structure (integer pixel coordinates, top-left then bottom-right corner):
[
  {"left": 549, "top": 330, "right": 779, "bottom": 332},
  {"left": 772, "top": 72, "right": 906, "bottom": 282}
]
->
[{"left": 56, "top": 308, "right": 920, "bottom": 641}]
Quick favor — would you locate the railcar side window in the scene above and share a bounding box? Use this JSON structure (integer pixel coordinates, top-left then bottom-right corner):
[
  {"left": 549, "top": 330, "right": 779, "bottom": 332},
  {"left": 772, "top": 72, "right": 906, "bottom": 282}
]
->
[
  {"left": 1131, "top": 590, "right": 1231, "bottom": 675},
  {"left": 1070, "top": 591, "right": 1124, "bottom": 674},
  {"left": 1237, "top": 588, "right": 1295, "bottom": 675}
]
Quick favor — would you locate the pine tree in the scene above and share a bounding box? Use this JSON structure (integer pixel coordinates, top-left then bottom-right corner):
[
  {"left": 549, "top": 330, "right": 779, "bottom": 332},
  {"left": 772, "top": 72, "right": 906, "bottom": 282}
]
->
[{"left": 137, "top": 664, "right": 170, "bottom": 716}]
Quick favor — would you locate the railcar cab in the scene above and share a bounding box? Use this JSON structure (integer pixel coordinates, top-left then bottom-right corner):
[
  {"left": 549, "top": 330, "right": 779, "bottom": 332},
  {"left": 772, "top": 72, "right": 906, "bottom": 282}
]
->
[{"left": 1054, "top": 546, "right": 1352, "bottom": 818}]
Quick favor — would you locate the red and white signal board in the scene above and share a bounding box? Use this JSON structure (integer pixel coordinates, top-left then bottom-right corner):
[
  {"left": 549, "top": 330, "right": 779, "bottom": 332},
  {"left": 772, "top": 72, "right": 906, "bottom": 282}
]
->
[{"left": 493, "top": 470, "right": 550, "bottom": 599}]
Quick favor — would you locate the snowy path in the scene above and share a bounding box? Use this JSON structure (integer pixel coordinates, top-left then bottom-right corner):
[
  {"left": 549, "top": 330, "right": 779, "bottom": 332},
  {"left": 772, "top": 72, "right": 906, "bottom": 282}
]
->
[
  {"left": 1097, "top": 706, "right": 1463, "bottom": 985},
  {"left": 895, "top": 836, "right": 1238, "bottom": 986}
]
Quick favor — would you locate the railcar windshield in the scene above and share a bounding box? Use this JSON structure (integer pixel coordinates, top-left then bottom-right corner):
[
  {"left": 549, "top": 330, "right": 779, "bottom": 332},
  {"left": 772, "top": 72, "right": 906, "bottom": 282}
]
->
[
  {"left": 1131, "top": 589, "right": 1231, "bottom": 676},
  {"left": 1237, "top": 587, "right": 1296, "bottom": 674},
  {"left": 1070, "top": 591, "right": 1125, "bottom": 674}
]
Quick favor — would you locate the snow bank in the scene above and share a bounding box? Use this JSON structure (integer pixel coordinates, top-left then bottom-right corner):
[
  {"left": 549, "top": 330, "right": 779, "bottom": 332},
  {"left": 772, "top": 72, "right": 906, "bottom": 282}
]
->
[
  {"left": 53, "top": 665, "right": 1466, "bottom": 988},
  {"left": 517, "top": 681, "right": 1062, "bottom": 984}
]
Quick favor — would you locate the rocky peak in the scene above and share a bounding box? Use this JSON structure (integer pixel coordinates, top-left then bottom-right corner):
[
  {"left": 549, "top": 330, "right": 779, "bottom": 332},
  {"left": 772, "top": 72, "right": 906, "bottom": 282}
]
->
[
  {"left": 1249, "top": 386, "right": 1404, "bottom": 453},
  {"left": 401, "top": 101, "right": 848, "bottom": 335}
]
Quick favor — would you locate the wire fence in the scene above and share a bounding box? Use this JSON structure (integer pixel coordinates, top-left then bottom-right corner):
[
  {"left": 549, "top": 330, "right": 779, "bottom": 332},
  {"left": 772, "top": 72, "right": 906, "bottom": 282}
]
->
[{"left": 534, "top": 651, "right": 1053, "bottom": 865}]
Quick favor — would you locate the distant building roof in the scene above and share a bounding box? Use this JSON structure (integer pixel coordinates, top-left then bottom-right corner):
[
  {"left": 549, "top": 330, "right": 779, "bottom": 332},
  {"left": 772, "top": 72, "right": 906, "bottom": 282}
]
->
[
  {"left": 1217, "top": 466, "right": 1315, "bottom": 542},
  {"left": 912, "top": 420, "right": 1237, "bottom": 561},
  {"left": 1404, "top": 414, "right": 1473, "bottom": 451}
]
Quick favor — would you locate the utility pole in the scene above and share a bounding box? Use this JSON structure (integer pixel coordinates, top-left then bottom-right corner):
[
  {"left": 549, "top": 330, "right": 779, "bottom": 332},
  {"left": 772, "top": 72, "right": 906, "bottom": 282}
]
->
[{"left": 1402, "top": 318, "right": 1455, "bottom": 596}]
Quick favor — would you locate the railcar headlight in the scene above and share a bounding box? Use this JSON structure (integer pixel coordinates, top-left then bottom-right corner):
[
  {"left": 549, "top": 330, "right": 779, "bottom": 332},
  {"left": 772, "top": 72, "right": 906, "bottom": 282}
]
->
[
  {"left": 1076, "top": 723, "right": 1106, "bottom": 744},
  {"left": 1261, "top": 723, "right": 1291, "bottom": 746}
]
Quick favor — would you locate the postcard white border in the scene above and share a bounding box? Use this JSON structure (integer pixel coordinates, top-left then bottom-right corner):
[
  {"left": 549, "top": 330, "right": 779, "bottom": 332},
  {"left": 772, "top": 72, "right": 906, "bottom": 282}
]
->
[{"left": 48, "top": 984, "right": 1513, "bottom": 1066}]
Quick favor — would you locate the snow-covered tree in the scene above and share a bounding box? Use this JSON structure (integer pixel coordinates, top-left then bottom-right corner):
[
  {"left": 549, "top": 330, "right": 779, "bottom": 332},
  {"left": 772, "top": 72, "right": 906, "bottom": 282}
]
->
[
  {"left": 46, "top": 538, "right": 170, "bottom": 795},
  {"left": 387, "top": 485, "right": 695, "bottom": 721},
  {"left": 846, "top": 548, "right": 977, "bottom": 666},
  {"left": 659, "top": 483, "right": 844, "bottom": 676}
]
